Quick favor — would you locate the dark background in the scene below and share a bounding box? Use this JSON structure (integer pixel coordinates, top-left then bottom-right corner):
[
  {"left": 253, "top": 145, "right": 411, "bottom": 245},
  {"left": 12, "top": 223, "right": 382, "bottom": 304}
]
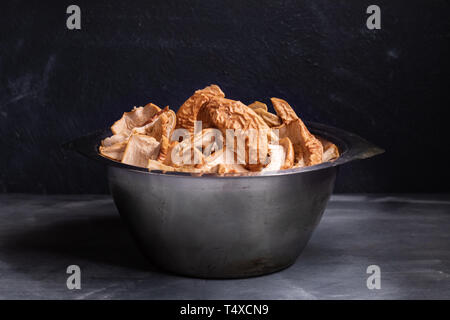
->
[{"left": 0, "top": 0, "right": 449, "bottom": 194}]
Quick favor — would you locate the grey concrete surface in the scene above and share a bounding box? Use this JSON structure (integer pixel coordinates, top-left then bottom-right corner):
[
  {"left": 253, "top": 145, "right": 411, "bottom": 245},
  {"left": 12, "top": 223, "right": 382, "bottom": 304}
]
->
[{"left": 0, "top": 194, "right": 449, "bottom": 300}]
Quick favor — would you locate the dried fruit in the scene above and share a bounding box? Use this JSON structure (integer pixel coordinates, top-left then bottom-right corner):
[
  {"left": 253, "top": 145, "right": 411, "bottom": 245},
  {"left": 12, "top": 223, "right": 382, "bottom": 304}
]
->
[
  {"left": 176, "top": 85, "right": 225, "bottom": 134},
  {"left": 198, "top": 97, "right": 268, "bottom": 131},
  {"left": 262, "top": 144, "right": 286, "bottom": 172},
  {"left": 271, "top": 98, "right": 323, "bottom": 166},
  {"left": 197, "top": 97, "right": 271, "bottom": 168},
  {"left": 99, "top": 86, "right": 338, "bottom": 173},
  {"left": 217, "top": 163, "right": 248, "bottom": 174},
  {"left": 122, "top": 135, "right": 160, "bottom": 168},
  {"left": 157, "top": 135, "right": 170, "bottom": 163},
  {"left": 111, "top": 103, "right": 161, "bottom": 135},
  {"left": 317, "top": 136, "right": 340, "bottom": 162},
  {"left": 254, "top": 108, "right": 282, "bottom": 127},
  {"left": 99, "top": 141, "right": 127, "bottom": 161},
  {"left": 164, "top": 139, "right": 205, "bottom": 168},
  {"left": 271, "top": 98, "right": 299, "bottom": 123},
  {"left": 131, "top": 106, "right": 176, "bottom": 162},
  {"left": 101, "top": 131, "right": 129, "bottom": 147},
  {"left": 147, "top": 159, "right": 204, "bottom": 173},
  {"left": 279, "top": 119, "right": 323, "bottom": 166},
  {"left": 261, "top": 137, "right": 294, "bottom": 172},
  {"left": 132, "top": 107, "right": 175, "bottom": 141},
  {"left": 147, "top": 159, "right": 176, "bottom": 172},
  {"left": 248, "top": 101, "right": 268, "bottom": 112},
  {"left": 279, "top": 137, "right": 294, "bottom": 169}
]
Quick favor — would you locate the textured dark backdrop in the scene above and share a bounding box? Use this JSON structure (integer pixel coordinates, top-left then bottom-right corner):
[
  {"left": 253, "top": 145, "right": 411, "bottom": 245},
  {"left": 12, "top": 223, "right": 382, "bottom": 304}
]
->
[{"left": 0, "top": 0, "right": 449, "bottom": 193}]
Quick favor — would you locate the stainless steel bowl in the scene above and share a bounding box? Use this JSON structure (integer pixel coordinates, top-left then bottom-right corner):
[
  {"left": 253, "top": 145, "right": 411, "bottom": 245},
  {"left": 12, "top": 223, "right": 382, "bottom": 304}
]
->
[{"left": 68, "top": 122, "right": 383, "bottom": 278}]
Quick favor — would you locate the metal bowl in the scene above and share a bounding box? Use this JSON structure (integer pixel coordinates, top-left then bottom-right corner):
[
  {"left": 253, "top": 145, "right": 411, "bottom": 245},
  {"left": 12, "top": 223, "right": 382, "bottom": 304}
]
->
[{"left": 67, "top": 122, "right": 383, "bottom": 278}]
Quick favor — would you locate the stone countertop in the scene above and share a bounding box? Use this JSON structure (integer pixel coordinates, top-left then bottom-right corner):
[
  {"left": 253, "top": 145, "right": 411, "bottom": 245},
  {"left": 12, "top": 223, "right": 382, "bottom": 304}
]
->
[{"left": 0, "top": 194, "right": 449, "bottom": 300}]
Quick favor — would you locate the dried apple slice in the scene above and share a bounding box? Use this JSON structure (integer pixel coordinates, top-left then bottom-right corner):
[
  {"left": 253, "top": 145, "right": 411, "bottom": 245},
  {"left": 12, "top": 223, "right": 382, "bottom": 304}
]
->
[
  {"left": 111, "top": 103, "right": 161, "bottom": 135},
  {"left": 148, "top": 159, "right": 176, "bottom": 172},
  {"left": 157, "top": 135, "right": 170, "bottom": 162},
  {"left": 176, "top": 84, "right": 225, "bottom": 134},
  {"left": 131, "top": 107, "right": 177, "bottom": 162},
  {"left": 279, "top": 119, "right": 323, "bottom": 166},
  {"left": 198, "top": 97, "right": 268, "bottom": 131},
  {"left": 165, "top": 109, "right": 176, "bottom": 138},
  {"left": 197, "top": 97, "right": 271, "bottom": 168},
  {"left": 261, "top": 137, "right": 294, "bottom": 172},
  {"left": 248, "top": 101, "right": 268, "bottom": 112},
  {"left": 254, "top": 108, "right": 282, "bottom": 127},
  {"left": 279, "top": 137, "right": 294, "bottom": 169},
  {"left": 99, "top": 141, "right": 127, "bottom": 161},
  {"left": 157, "top": 108, "right": 176, "bottom": 162},
  {"left": 101, "top": 103, "right": 161, "bottom": 152},
  {"left": 202, "top": 147, "right": 226, "bottom": 172},
  {"left": 262, "top": 144, "right": 285, "bottom": 172},
  {"left": 217, "top": 163, "right": 249, "bottom": 174},
  {"left": 271, "top": 98, "right": 323, "bottom": 166},
  {"left": 147, "top": 160, "right": 204, "bottom": 173},
  {"left": 317, "top": 136, "right": 340, "bottom": 162},
  {"left": 132, "top": 107, "right": 170, "bottom": 139},
  {"left": 163, "top": 139, "right": 205, "bottom": 168},
  {"left": 192, "top": 128, "right": 223, "bottom": 155},
  {"left": 270, "top": 98, "right": 299, "bottom": 122},
  {"left": 101, "top": 131, "right": 129, "bottom": 147},
  {"left": 121, "top": 134, "right": 160, "bottom": 168},
  {"left": 293, "top": 146, "right": 306, "bottom": 168},
  {"left": 194, "top": 146, "right": 250, "bottom": 174}
]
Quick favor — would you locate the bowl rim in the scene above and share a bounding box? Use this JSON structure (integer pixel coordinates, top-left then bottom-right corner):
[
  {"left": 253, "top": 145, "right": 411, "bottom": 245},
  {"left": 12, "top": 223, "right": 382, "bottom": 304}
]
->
[{"left": 65, "top": 122, "right": 384, "bottom": 178}]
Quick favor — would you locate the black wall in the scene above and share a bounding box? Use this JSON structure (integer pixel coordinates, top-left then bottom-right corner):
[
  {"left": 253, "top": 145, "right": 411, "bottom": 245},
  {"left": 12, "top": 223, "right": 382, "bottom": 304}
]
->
[{"left": 1, "top": 0, "right": 449, "bottom": 194}]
